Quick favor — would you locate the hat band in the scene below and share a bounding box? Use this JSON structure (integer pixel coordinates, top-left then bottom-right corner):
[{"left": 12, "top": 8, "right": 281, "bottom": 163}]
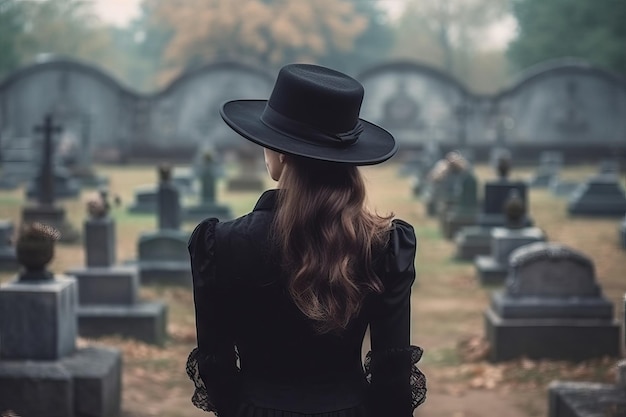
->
[{"left": 260, "top": 105, "right": 362, "bottom": 148}]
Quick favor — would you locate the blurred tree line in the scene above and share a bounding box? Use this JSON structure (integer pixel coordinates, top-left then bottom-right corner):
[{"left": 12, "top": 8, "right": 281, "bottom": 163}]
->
[{"left": 0, "top": 0, "right": 623, "bottom": 94}]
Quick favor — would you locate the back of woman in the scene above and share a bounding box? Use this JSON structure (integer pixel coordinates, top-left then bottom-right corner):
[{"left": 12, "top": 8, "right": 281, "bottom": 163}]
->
[{"left": 187, "top": 64, "right": 426, "bottom": 417}]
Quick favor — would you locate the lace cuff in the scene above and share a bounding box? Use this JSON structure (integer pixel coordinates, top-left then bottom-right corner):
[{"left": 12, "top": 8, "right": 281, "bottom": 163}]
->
[
  {"left": 186, "top": 348, "right": 217, "bottom": 413},
  {"left": 364, "top": 345, "right": 427, "bottom": 410}
]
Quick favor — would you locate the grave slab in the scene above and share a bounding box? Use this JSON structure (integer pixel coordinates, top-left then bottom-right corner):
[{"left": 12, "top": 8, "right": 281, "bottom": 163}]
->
[
  {"left": 485, "top": 242, "right": 620, "bottom": 362},
  {"left": 567, "top": 175, "right": 626, "bottom": 217}
]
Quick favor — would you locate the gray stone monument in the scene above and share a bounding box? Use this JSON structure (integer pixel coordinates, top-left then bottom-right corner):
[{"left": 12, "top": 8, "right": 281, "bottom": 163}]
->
[
  {"left": 549, "top": 175, "right": 581, "bottom": 198},
  {"left": 485, "top": 242, "right": 620, "bottom": 362},
  {"left": 0, "top": 223, "right": 121, "bottom": 417},
  {"left": 529, "top": 151, "right": 563, "bottom": 188},
  {"left": 455, "top": 152, "right": 532, "bottom": 260},
  {"left": 66, "top": 190, "right": 167, "bottom": 345},
  {"left": 20, "top": 115, "right": 80, "bottom": 243},
  {"left": 226, "top": 146, "right": 265, "bottom": 192},
  {"left": 127, "top": 184, "right": 159, "bottom": 214},
  {"left": 475, "top": 190, "right": 546, "bottom": 285},
  {"left": 172, "top": 167, "right": 197, "bottom": 195},
  {"left": 548, "top": 359, "right": 626, "bottom": 417},
  {"left": 137, "top": 165, "right": 191, "bottom": 286},
  {"left": 567, "top": 174, "right": 626, "bottom": 217},
  {"left": 440, "top": 152, "right": 479, "bottom": 239},
  {"left": 185, "top": 149, "right": 233, "bottom": 222},
  {"left": 0, "top": 220, "right": 18, "bottom": 270}
]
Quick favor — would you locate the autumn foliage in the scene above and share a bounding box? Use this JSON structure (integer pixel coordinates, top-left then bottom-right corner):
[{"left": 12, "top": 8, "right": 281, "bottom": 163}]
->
[{"left": 145, "top": 0, "right": 368, "bottom": 84}]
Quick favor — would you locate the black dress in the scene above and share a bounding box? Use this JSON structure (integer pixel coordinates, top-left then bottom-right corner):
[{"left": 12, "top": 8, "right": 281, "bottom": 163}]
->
[{"left": 186, "top": 190, "right": 426, "bottom": 417}]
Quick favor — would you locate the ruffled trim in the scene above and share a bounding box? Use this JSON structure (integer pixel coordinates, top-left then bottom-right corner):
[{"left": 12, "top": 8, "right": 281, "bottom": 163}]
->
[
  {"left": 364, "top": 345, "right": 427, "bottom": 410},
  {"left": 186, "top": 347, "right": 217, "bottom": 413}
]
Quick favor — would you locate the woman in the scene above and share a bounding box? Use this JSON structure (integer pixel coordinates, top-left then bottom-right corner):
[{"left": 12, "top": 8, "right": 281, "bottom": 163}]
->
[{"left": 186, "top": 64, "right": 426, "bottom": 417}]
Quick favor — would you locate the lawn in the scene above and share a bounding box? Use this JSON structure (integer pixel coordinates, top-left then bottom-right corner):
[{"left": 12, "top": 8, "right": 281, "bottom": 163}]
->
[{"left": 0, "top": 161, "right": 624, "bottom": 417}]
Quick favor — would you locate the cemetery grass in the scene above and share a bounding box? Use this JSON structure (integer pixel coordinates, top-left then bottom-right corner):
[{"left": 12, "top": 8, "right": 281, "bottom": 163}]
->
[{"left": 0, "top": 163, "right": 624, "bottom": 417}]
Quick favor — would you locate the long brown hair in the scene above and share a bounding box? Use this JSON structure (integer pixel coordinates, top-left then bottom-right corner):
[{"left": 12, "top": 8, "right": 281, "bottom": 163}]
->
[{"left": 272, "top": 156, "right": 393, "bottom": 333}]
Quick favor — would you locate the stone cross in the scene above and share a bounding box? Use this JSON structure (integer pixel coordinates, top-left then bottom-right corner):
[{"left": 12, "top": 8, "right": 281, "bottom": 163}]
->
[{"left": 33, "top": 114, "right": 62, "bottom": 206}]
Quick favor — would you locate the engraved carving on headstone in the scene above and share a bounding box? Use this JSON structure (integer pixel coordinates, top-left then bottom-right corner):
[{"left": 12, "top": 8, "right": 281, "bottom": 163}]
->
[{"left": 506, "top": 242, "right": 600, "bottom": 297}]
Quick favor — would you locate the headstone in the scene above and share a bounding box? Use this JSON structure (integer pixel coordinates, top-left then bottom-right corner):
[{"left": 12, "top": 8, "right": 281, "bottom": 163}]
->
[
  {"left": 172, "top": 167, "right": 197, "bottom": 195},
  {"left": 529, "top": 151, "right": 563, "bottom": 188},
  {"left": 226, "top": 146, "right": 265, "bottom": 191},
  {"left": 0, "top": 136, "right": 34, "bottom": 189},
  {"left": 66, "top": 192, "right": 167, "bottom": 345},
  {"left": 136, "top": 165, "right": 191, "bottom": 286},
  {"left": 548, "top": 175, "right": 580, "bottom": 198},
  {"left": 19, "top": 115, "right": 80, "bottom": 243},
  {"left": 0, "top": 222, "right": 121, "bottom": 417},
  {"left": 184, "top": 149, "right": 233, "bottom": 222},
  {"left": 485, "top": 242, "right": 620, "bottom": 362},
  {"left": 567, "top": 174, "right": 626, "bottom": 217},
  {"left": 440, "top": 153, "right": 479, "bottom": 239},
  {"left": 0, "top": 220, "right": 18, "bottom": 270},
  {"left": 548, "top": 359, "right": 626, "bottom": 417},
  {"left": 455, "top": 152, "right": 532, "bottom": 261},
  {"left": 127, "top": 184, "right": 159, "bottom": 214}
]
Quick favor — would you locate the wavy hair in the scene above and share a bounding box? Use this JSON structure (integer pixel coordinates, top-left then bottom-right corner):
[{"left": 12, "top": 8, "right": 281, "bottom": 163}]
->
[{"left": 272, "top": 156, "right": 393, "bottom": 333}]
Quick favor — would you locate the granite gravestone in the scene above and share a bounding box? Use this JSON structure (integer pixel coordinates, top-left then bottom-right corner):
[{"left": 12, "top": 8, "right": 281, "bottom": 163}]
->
[
  {"left": 529, "top": 151, "right": 563, "bottom": 188},
  {"left": 455, "top": 152, "right": 532, "bottom": 260},
  {"left": 548, "top": 359, "right": 626, "bottom": 417},
  {"left": 485, "top": 242, "right": 620, "bottom": 362},
  {"left": 0, "top": 136, "right": 35, "bottom": 189},
  {"left": 440, "top": 152, "right": 479, "bottom": 239},
  {"left": 137, "top": 165, "right": 191, "bottom": 286},
  {"left": 20, "top": 115, "right": 80, "bottom": 243},
  {"left": 127, "top": 184, "right": 159, "bottom": 214},
  {"left": 567, "top": 174, "right": 626, "bottom": 217},
  {"left": 185, "top": 150, "right": 233, "bottom": 222},
  {"left": 172, "top": 167, "right": 197, "bottom": 196},
  {"left": 0, "top": 223, "right": 121, "bottom": 417},
  {"left": 422, "top": 158, "right": 456, "bottom": 217},
  {"left": 0, "top": 220, "right": 18, "bottom": 270},
  {"left": 475, "top": 190, "right": 546, "bottom": 285},
  {"left": 66, "top": 191, "right": 167, "bottom": 345},
  {"left": 227, "top": 146, "right": 265, "bottom": 192}
]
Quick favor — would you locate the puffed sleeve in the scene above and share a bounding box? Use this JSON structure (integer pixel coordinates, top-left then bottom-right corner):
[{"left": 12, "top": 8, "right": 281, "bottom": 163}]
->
[
  {"left": 186, "top": 218, "right": 240, "bottom": 416},
  {"left": 365, "top": 219, "right": 426, "bottom": 416}
]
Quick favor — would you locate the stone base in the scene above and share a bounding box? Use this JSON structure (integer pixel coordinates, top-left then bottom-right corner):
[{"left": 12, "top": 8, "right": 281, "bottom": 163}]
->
[
  {"left": 485, "top": 308, "right": 621, "bottom": 362},
  {"left": 77, "top": 301, "right": 167, "bottom": 346},
  {"left": 454, "top": 226, "right": 492, "bottom": 261},
  {"left": 550, "top": 180, "right": 580, "bottom": 197},
  {"left": 75, "top": 174, "right": 109, "bottom": 189},
  {"left": 475, "top": 256, "right": 507, "bottom": 286},
  {"left": 0, "top": 247, "right": 18, "bottom": 271},
  {"left": 568, "top": 201, "right": 626, "bottom": 217},
  {"left": 127, "top": 202, "right": 156, "bottom": 215},
  {"left": 65, "top": 266, "right": 139, "bottom": 305},
  {"left": 139, "top": 262, "right": 191, "bottom": 286},
  {"left": 548, "top": 381, "right": 626, "bottom": 417},
  {"left": 21, "top": 205, "right": 80, "bottom": 243},
  {"left": 226, "top": 177, "right": 264, "bottom": 192},
  {"left": 0, "top": 277, "right": 77, "bottom": 360},
  {"left": 0, "top": 346, "right": 122, "bottom": 417},
  {"left": 184, "top": 203, "right": 233, "bottom": 222}
]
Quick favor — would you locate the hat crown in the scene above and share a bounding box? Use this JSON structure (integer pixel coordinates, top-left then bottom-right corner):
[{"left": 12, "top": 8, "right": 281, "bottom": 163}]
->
[{"left": 267, "top": 64, "right": 364, "bottom": 134}]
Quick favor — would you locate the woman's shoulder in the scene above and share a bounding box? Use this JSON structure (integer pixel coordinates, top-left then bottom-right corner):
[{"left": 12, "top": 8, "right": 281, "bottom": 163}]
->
[
  {"left": 188, "top": 212, "right": 275, "bottom": 288},
  {"left": 386, "top": 218, "right": 417, "bottom": 273}
]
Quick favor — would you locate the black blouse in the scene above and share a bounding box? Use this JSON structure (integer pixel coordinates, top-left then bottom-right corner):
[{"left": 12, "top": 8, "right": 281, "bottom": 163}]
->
[{"left": 186, "top": 190, "right": 426, "bottom": 417}]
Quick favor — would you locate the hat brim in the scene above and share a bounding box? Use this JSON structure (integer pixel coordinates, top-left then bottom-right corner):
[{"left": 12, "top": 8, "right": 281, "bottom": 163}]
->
[{"left": 220, "top": 100, "right": 397, "bottom": 165}]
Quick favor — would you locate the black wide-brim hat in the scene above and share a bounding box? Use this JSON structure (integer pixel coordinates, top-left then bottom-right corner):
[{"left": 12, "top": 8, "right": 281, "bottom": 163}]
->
[{"left": 220, "top": 64, "right": 397, "bottom": 165}]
